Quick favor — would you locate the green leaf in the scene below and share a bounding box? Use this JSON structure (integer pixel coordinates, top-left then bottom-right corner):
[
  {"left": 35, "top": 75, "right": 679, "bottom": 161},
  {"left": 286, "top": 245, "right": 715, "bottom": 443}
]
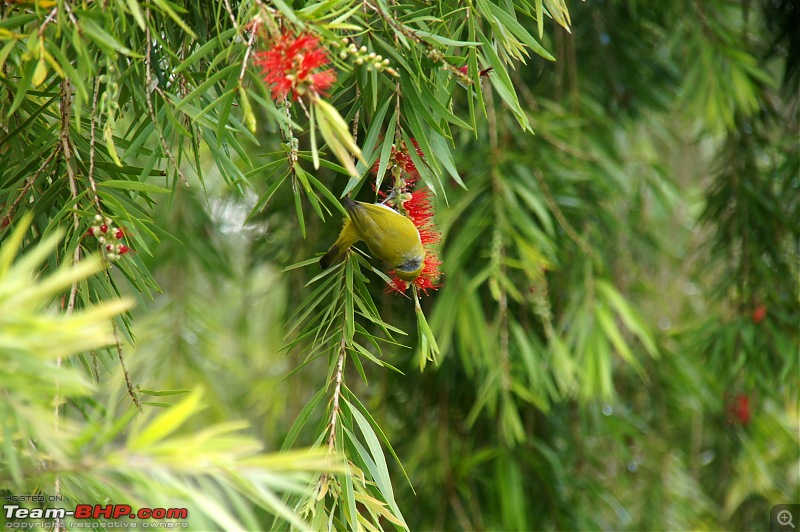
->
[
  {"left": 130, "top": 390, "right": 204, "bottom": 448},
  {"left": 151, "top": 0, "right": 198, "bottom": 38},
  {"left": 126, "top": 0, "right": 147, "bottom": 29},
  {"left": 596, "top": 280, "right": 658, "bottom": 358},
  {"left": 80, "top": 19, "right": 140, "bottom": 57},
  {"left": 478, "top": 30, "right": 530, "bottom": 130},
  {"left": 281, "top": 387, "right": 327, "bottom": 451},
  {"left": 97, "top": 181, "right": 171, "bottom": 194},
  {"left": 315, "top": 99, "right": 364, "bottom": 178},
  {"left": 345, "top": 400, "right": 408, "bottom": 529},
  {"left": 429, "top": 133, "right": 465, "bottom": 188}
]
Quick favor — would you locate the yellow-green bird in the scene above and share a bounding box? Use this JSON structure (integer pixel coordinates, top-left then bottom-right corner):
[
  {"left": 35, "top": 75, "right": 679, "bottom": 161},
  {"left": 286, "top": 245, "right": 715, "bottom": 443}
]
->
[{"left": 320, "top": 197, "right": 424, "bottom": 281}]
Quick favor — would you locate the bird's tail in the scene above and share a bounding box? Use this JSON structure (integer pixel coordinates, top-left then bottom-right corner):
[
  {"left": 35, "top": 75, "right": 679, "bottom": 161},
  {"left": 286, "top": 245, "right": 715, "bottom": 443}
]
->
[
  {"left": 320, "top": 216, "right": 360, "bottom": 269},
  {"left": 320, "top": 242, "right": 344, "bottom": 269}
]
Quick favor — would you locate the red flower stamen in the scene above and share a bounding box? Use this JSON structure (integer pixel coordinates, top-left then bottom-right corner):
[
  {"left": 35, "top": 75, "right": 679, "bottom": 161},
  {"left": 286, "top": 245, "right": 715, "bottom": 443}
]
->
[
  {"left": 457, "top": 65, "right": 493, "bottom": 77},
  {"left": 726, "top": 393, "right": 752, "bottom": 425},
  {"left": 254, "top": 30, "right": 337, "bottom": 101},
  {"left": 371, "top": 140, "right": 442, "bottom": 295},
  {"left": 391, "top": 186, "right": 442, "bottom": 294},
  {"left": 371, "top": 139, "right": 425, "bottom": 182},
  {"left": 752, "top": 304, "right": 767, "bottom": 324}
]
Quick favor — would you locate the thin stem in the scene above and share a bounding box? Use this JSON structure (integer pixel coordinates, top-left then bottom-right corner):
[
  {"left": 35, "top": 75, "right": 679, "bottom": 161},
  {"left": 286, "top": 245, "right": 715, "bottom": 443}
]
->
[
  {"left": 113, "top": 322, "right": 142, "bottom": 412},
  {"left": 486, "top": 79, "right": 511, "bottom": 391},
  {"left": 533, "top": 169, "right": 593, "bottom": 256},
  {"left": 145, "top": 9, "right": 189, "bottom": 188},
  {"left": 316, "top": 314, "right": 347, "bottom": 495},
  {"left": 1, "top": 145, "right": 61, "bottom": 229},
  {"left": 350, "top": 86, "right": 360, "bottom": 150},
  {"left": 237, "top": 24, "right": 258, "bottom": 86},
  {"left": 38, "top": 7, "right": 58, "bottom": 37},
  {"left": 55, "top": 77, "right": 78, "bottom": 532},
  {"left": 223, "top": 0, "right": 239, "bottom": 31},
  {"left": 91, "top": 351, "right": 100, "bottom": 384},
  {"left": 327, "top": 335, "right": 346, "bottom": 453},
  {"left": 363, "top": 0, "right": 421, "bottom": 45},
  {"left": 61, "top": 0, "right": 78, "bottom": 26},
  {"left": 363, "top": 0, "right": 465, "bottom": 81},
  {"left": 88, "top": 77, "right": 102, "bottom": 215}
]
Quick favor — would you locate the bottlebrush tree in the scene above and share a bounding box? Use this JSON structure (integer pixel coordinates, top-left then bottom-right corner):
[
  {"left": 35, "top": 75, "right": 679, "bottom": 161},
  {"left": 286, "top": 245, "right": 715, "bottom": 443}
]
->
[{"left": 0, "top": 0, "right": 797, "bottom": 530}]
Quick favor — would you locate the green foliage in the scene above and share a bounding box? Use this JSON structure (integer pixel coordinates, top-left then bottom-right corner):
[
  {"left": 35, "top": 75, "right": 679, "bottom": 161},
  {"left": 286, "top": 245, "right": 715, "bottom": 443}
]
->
[
  {"left": 0, "top": 218, "right": 334, "bottom": 529},
  {"left": 0, "top": 0, "right": 797, "bottom": 530}
]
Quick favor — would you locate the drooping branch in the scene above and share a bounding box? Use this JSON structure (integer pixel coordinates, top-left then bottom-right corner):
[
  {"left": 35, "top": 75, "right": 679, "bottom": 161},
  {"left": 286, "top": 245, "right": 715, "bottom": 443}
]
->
[
  {"left": 113, "top": 322, "right": 142, "bottom": 412},
  {"left": 87, "top": 77, "right": 102, "bottom": 215},
  {"left": 145, "top": 9, "right": 189, "bottom": 188},
  {"left": 326, "top": 336, "right": 346, "bottom": 453},
  {"left": 55, "top": 76, "right": 79, "bottom": 532},
  {"left": 1, "top": 145, "right": 61, "bottom": 229}
]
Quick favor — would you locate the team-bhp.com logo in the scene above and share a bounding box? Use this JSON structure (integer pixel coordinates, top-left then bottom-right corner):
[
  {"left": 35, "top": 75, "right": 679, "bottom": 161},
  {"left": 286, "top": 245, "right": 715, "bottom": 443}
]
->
[{"left": 4, "top": 503, "right": 188, "bottom": 528}]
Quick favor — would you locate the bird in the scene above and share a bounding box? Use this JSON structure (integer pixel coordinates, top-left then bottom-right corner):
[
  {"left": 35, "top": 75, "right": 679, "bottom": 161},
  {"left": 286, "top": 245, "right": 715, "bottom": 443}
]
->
[{"left": 320, "top": 197, "right": 424, "bottom": 281}]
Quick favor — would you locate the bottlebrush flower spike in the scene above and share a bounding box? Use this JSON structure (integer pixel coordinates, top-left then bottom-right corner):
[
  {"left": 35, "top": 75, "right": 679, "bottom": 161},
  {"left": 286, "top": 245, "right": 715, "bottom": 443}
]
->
[
  {"left": 457, "top": 65, "right": 494, "bottom": 78},
  {"left": 752, "top": 304, "right": 767, "bottom": 324},
  {"left": 254, "top": 30, "right": 337, "bottom": 101},
  {"left": 389, "top": 182, "right": 442, "bottom": 295},
  {"left": 726, "top": 393, "right": 752, "bottom": 425},
  {"left": 371, "top": 139, "right": 425, "bottom": 181}
]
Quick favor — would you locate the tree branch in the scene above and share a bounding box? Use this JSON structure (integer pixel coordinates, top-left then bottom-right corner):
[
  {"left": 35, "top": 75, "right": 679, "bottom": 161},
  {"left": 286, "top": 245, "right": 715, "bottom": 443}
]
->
[
  {"left": 55, "top": 76, "right": 78, "bottom": 532},
  {"left": 1, "top": 145, "right": 61, "bottom": 229},
  {"left": 327, "top": 336, "right": 346, "bottom": 453},
  {"left": 87, "top": 77, "right": 102, "bottom": 215},
  {"left": 113, "top": 322, "right": 142, "bottom": 412},
  {"left": 145, "top": 9, "right": 189, "bottom": 188},
  {"left": 237, "top": 23, "right": 258, "bottom": 86}
]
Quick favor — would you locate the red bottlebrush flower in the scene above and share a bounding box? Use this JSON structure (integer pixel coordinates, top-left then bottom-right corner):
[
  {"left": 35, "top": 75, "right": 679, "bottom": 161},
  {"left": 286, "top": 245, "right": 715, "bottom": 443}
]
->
[
  {"left": 370, "top": 139, "right": 442, "bottom": 295},
  {"left": 371, "top": 139, "right": 424, "bottom": 181},
  {"left": 389, "top": 185, "right": 442, "bottom": 295},
  {"left": 752, "top": 304, "right": 767, "bottom": 324},
  {"left": 726, "top": 393, "right": 751, "bottom": 425},
  {"left": 254, "top": 30, "right": 337, "bottom": 101},
  {"left": 457, "top": 65, "right": 493, "bottom": 77}
]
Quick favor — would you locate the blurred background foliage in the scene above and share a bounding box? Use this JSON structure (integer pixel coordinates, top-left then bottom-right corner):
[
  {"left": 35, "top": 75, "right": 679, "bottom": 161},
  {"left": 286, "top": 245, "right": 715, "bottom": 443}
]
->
[{"left": 0, "top": 0, "right": 798, "bottom": 530}]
